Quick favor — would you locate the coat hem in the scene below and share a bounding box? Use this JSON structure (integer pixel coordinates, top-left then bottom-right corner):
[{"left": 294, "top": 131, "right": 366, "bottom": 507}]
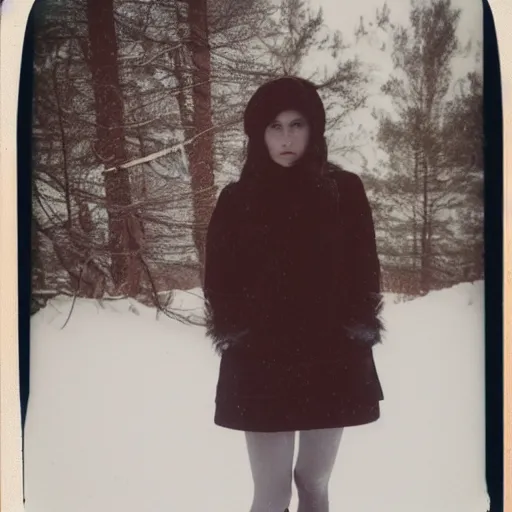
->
[{"left": 214, "top": 398, "right": 382, "bottom": 433}]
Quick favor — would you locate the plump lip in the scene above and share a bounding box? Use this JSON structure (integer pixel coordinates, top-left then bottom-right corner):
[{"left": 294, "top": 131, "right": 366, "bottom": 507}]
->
[{"left": 280, "top": 151, "right": 295, "bottom": 155}]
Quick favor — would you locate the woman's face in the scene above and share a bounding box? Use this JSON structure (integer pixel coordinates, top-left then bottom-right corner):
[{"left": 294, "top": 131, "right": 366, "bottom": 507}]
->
[{"left": 264, "top": 110, "right": 310, "bottom": 168}]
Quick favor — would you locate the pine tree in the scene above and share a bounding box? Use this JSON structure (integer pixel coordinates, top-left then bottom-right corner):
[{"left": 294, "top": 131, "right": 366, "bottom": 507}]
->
[
  {"left": 30, "top": 0, "right": 377, "bottom": 307},
  {"left": 372, "top": 0, "right": 466, "bottom": 294},
  {"left": 86, "top": 0, "right": 143, "bottom": 296}
]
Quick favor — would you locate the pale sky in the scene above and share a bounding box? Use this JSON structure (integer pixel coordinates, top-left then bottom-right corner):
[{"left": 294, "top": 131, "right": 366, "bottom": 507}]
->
[
  {"left": 308, "top": 0, "right": 482, "bottom": 46},
  {"left": 302, "top": 0, "right": 483, "bottom": 171}
]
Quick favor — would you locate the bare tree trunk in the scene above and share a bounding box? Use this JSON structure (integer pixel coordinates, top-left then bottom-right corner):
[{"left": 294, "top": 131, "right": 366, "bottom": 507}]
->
[
  {"left": 173, "top": 0, "right": 216, "bottom": 282},
  {"left": 412, "top": 148, "right": 419, "bottom": 276},
  {"left": 188, "top": 0, "right": 216, "bottom": 278},
  {"left": 86, "top": 0, "right": 142, "bottom": 296},
  {"left": 52, "top": 65, "right": 73, "bottom": 229},
  {"left": 134, "top": 93, "right": 149, "bottom": 203},
  {"left": 173, "top": 0, "right": 195, "bottom": 149},
  {"left": 31, "top": 217, "right": 46, "bottom": 292},
  {"left": 420, "top": 151, "right": 430, "bottom": 293}
]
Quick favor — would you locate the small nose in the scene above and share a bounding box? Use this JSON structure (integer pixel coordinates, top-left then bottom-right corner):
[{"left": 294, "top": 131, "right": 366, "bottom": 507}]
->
[{"left": 281, "top": 129, "right": 292, "bottom": 146}]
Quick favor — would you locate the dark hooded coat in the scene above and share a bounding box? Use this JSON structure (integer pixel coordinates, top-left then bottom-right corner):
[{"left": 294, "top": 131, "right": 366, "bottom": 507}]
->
[{"left": 203, "top": 77, "right": 384, "bottom": 432}]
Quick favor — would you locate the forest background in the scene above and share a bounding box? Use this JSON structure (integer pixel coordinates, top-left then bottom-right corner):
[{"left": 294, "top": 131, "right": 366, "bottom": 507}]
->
[{"left": 30, "top": 0, "right": 483, "bottom": 320}]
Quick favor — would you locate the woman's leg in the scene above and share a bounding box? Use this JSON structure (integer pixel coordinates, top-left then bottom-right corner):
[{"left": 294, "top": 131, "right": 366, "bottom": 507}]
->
[
  {"left": 245, "top": 431, "right": 296, "bottom": 512},
  {"left": 294, "top": 428, "right": 344, "bottom": 512}
]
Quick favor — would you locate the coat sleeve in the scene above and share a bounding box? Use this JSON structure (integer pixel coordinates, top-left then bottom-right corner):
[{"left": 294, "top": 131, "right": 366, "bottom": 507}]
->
[
  {"left": 203, "top": 184, "right": 249, "bottom": 354},
  {"left": 343, "top": 173, "right": 384, "bottom": 347}
]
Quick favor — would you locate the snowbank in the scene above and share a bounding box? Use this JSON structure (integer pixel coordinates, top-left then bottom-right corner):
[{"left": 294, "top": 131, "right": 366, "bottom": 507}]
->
[{"left": 24, "top": 281, "right": 489, "bottom": 512}]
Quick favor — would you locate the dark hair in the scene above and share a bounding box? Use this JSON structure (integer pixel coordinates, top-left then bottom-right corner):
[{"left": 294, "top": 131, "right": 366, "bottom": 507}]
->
[{"left": 240, "top": 76, "right": 328, "bottom": 181}]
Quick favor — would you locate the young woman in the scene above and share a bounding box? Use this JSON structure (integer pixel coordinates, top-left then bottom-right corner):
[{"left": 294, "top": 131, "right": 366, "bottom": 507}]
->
[{"left": 203, "top": 76, "right": 384, "bottom": 512}]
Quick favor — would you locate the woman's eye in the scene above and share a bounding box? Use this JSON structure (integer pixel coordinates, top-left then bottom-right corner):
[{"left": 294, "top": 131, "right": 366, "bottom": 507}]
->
[{"left": 292, "top": 121, "right": 303, "bottom": 128}]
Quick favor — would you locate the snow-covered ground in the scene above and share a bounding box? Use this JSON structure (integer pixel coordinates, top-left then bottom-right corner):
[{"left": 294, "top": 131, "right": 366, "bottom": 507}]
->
[{"left": 24, "top": 282, "right": 489, "bottom": 512}]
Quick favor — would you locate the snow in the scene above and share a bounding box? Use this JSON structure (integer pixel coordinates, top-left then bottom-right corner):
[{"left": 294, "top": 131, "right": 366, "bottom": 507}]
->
[{"left": 24, "top": 282, "right": 489, "bottom": 512}]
